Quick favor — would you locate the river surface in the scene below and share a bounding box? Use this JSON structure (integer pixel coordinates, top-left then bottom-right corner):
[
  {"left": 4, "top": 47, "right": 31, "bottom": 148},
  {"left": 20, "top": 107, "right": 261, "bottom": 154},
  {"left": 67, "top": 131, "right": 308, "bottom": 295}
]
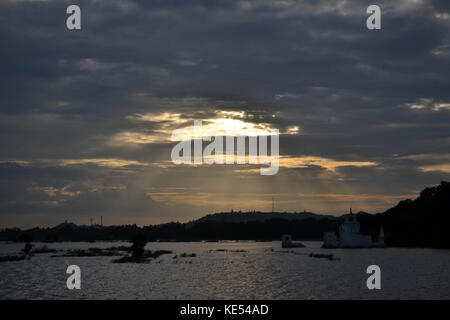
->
[{"left": 1, "top": 241, "right": 449, "bottom": 299}]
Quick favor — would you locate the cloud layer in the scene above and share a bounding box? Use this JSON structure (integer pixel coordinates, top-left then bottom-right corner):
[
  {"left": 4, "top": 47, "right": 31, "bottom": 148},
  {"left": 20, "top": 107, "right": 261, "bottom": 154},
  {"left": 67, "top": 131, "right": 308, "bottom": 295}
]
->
[{"left": 0, "top": 0, "right": 449, "bottom": 227}]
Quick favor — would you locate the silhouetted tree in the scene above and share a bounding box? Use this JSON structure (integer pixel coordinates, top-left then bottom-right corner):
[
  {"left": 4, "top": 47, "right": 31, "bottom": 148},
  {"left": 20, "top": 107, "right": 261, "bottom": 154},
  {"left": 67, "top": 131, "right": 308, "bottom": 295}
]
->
[
  {"left": 384, "top": 181, "right": 450, "bottom": 247},
  {"left": 22, "top": 242, "right": 33, "bottom": 255},
  {"left": 130, "top": 233, "right": 147, "bottom": 258},
  {"left": 16, "top": 233, "right": 32, "bottom": 243}
]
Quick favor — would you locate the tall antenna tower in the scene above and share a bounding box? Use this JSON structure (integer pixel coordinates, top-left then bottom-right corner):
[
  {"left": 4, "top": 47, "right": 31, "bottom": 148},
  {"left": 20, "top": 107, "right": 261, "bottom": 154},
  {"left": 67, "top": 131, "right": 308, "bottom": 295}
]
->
[
  {"left": 101, "top": 216, "right": 103, "bottom": 226},
  {"left": 272, "top": 196, "right": 275, "bottom": 213}
]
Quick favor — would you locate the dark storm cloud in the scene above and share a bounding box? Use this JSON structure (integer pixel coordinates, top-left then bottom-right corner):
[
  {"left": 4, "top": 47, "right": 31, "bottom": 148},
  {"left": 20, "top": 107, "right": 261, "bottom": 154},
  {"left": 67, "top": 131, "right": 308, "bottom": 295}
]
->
[
  {"left": 1, "top": 0, "right": 448, "bottom": 108},
  {"left": 0, "top": 0, "right": 449, "bottom": 226}
]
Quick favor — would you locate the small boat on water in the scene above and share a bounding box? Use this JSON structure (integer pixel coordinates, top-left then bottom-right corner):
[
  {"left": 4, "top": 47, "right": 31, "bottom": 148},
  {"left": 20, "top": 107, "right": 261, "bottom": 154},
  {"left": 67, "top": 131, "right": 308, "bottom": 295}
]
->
[
  {"left": 281, "top": 234, "right": 305, "bottom": 248},
  {"left": 309, "top": 253, "right": 334, "bottom": 260}
]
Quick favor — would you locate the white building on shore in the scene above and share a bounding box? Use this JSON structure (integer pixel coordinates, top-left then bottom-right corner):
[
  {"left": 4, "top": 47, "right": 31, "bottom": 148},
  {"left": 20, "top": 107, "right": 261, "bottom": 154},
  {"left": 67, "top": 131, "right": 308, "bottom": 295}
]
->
[{"left": 323, "top": 208, "right": 385, "bottom": 248}]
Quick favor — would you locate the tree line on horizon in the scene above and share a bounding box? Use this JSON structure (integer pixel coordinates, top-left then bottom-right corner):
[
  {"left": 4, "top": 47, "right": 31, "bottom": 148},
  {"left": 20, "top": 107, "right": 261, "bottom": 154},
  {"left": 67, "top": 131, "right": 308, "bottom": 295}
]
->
[{"left": 1, "top": 181, "right": 449, "bottom": 248}]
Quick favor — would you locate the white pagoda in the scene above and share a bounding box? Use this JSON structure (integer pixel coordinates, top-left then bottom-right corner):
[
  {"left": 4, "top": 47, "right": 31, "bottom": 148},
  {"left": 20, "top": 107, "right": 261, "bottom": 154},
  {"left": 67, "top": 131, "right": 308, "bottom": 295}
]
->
[{"left": 323, "top": 208, "right": 385, "bottom": 248}]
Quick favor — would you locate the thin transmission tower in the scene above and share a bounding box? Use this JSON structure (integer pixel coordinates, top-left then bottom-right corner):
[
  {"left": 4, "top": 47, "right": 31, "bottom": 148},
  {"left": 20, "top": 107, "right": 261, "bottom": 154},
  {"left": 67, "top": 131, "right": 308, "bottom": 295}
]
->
[{"left": 272, "top": 196, "right": 275, "bottom": 213}]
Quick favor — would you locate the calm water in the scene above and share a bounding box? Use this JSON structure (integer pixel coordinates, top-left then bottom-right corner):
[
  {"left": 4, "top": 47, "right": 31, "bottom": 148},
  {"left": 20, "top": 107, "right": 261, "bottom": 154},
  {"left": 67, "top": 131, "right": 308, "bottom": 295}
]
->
[{"left": 1, "top": 241, "right": 449, "bottom": 299}]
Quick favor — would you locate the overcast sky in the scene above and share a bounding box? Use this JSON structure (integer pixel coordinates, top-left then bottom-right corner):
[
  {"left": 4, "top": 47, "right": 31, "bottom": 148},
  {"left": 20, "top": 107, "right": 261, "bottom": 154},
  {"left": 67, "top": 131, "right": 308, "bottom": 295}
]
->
[{"left": 1, "top": 0, "right": 449, "bottom": 228}]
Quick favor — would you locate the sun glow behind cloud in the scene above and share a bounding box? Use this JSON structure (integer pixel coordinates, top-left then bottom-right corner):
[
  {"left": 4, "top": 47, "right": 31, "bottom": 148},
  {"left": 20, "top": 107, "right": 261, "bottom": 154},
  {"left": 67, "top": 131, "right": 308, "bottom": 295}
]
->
[
  {"left": 59, "top": 158, "right": 148, "bottom": 168},
  {"left": 6, "top": 158, "right": 148, "bottom": 169},
  {"left": 153, "top": 155, "right": 377, "bottom": 172},
  {"left": 106, "top": 110, "right": 378, "bottom": 171},
  {"left": 110, "top": 110, "right": 295, "bottom": 146},
  {"left": 278, "top": 156, "right": 377, "bottom": 171}
]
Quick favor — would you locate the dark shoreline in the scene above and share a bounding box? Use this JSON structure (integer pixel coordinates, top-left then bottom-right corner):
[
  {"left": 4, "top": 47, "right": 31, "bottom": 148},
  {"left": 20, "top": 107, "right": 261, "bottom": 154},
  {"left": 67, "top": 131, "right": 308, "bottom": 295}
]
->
[{"left": 1, "top": 181, "right": 450, "bottom": 249}]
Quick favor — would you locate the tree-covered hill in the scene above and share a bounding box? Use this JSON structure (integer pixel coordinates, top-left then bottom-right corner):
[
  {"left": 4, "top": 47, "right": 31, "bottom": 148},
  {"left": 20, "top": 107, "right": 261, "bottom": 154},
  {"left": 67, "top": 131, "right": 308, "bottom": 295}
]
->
[{"left": 1, "top": 182, "right": 449, "bottom": 248}]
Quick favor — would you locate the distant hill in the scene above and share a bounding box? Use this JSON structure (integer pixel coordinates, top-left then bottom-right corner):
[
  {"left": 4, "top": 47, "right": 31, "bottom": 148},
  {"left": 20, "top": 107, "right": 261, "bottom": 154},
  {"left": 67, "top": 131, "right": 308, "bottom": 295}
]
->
[
  {"left": 54, "top": 221, "right": 78, "bottom": 230},
  {"left": 187, "top": 211, "right": 337, "bottom": 226}
]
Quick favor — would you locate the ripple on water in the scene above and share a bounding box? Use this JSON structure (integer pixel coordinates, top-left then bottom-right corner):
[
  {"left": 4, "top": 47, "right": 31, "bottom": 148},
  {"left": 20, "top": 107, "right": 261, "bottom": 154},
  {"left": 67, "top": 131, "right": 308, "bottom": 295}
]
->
[{"left": 1, "top": 241, "right": 450, "bottom": 299}]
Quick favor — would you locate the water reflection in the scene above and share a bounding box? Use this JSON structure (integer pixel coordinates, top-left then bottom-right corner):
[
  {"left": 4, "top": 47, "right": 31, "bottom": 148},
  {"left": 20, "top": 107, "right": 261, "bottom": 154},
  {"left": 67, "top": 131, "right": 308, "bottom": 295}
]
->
[{"left": 1, "top": 241, "right": 450, "bottom": 299}]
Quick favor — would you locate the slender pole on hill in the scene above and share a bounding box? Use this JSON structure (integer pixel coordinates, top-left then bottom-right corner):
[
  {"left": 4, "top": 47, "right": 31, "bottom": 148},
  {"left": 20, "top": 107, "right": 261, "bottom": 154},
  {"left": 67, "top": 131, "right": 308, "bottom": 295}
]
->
[{"left": 272, "top": 196, "right": 275, "bottom": 213}]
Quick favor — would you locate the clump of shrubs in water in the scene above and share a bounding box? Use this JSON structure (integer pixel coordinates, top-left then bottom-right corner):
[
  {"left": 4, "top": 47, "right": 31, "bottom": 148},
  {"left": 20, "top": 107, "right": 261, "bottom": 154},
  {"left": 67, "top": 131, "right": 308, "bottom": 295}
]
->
[
  {"left": 22, "top": 242, "right": 33, "bottom": 254},
  {"left": 52, "top": 248, "right": 122, "bottom": 258},
  {"left": 32, "top": 245, "right": 59, "bottom": 254},
  {"left": 104, "top": 245, "right": 132, "bottom": 252},
  {"left": 309, "top": 253, "right": 335, "bottom": 260},
  {"left": 131, "top": 233, "right": 147, "bottom": 258},
  {"left": 269, "top": 250, "right": 336, "bottom": 260},
  {"left": 113, "top": 250, "right": 173, "bottom": 263},
  {"left": 1, "top": 235, "right": 174, "bottom": 264},
  {"left": 112, "top": 233, "right": 172, "bottom": 263},
  {"left": 112, "top": 256, "right": 144, "bottom": 263},
  {"left": 271, "top": 249, "right": 307, "bottom": 255},
  {"left": 180, "top": 253, "right": 196, "bottom": 258},
  {"left": 209, "top": 249, "right": 247, "bottom": 253},
  {"left": 172, "top": 252, "right": 196, "bottom": 264},
  {"left": 0, "top": 235, "right": 176, "bottom": 264},
  {"left": 0, "top": 242, "right": 37, "bottom": 263},
  {"left": 173, "top": 253, "right": 196, "bottom": 259},
  {"left": 150, "top": 250, "right": 173, "bottom": 258}
]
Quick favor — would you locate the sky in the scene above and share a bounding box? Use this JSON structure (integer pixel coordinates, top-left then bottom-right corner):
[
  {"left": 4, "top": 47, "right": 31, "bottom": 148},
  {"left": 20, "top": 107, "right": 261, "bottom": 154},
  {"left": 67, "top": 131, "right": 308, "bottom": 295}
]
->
[{"left": 0, "top": 0, "right": 449, "bottom": 228}]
